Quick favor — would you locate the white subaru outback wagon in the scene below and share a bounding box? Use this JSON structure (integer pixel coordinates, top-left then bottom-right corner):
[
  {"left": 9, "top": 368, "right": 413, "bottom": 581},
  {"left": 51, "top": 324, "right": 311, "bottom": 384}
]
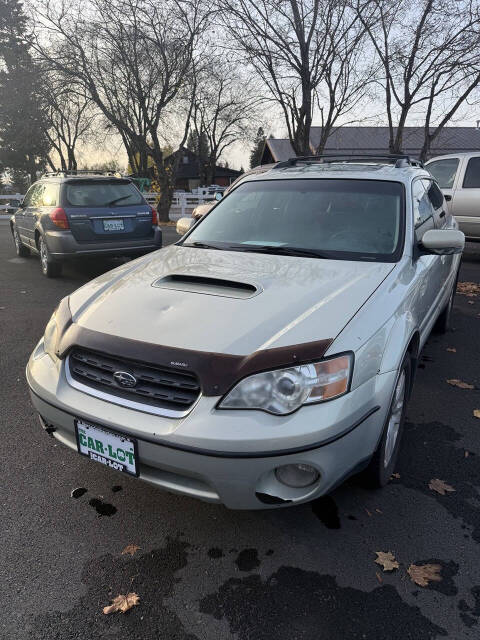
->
[{"left": 27, "top": 155, "right": 464, "bottom": 509}]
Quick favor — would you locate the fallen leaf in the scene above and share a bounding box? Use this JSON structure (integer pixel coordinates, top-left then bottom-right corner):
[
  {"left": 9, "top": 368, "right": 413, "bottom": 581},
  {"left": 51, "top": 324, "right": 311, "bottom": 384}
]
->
[
  {"left": 391, "top": 472, "right": 401, "bottom": 479},
  {"left": 457, "top": 282, "right": 480, "bottom": 297},
  {"left": 407, "top": 564, "right": 442, "bottom": 587},
  {"left": 446, "top": 347, "right": 456, "bottom": 353},
  {"left": 474, "top": 410, "right": 480, "bottom": 419},
  {"left": 375, "top": 508, "right": 383, "bottom": 514},
  {"left": 121, "top": 544, "right": 141, "bottom": 556},
  {"left": 365, "top": 508, "right": 372, "bottom": 517},
  {"left": 103, "top": 592, "right": 140, "bottom": 615},
  {"left": 465, "top": 450, "right": 470, "bottom": 458},
  {"left": 446, "top": 378, "right": 474, "bottom": 389},
  {"left": 375, "top": 572, "right": 383, "bottom": 584},
  {"left": 375, "top": 551, "right": 399, "bottom": 571},
  {"left": 428, "top": 478, "right": 455, "bottom": 495},
  {"left": 468, "top": 300, "right": 475, "bottom": 305}
]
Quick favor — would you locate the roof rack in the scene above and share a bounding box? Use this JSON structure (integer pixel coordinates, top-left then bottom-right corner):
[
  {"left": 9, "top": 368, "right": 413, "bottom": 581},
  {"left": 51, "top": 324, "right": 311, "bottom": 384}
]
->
[
  {"left": 274, "top": 154, "right": 424, "bottom": 169},
  {"left": 42, "top": 169, "right": 123, "bottom": 178}
]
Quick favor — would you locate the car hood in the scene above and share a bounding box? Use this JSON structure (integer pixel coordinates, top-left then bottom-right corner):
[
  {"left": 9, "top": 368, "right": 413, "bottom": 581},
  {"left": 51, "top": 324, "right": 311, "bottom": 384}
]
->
[{"left": 69, "top": 245, "right": 395, "bottom": 355}]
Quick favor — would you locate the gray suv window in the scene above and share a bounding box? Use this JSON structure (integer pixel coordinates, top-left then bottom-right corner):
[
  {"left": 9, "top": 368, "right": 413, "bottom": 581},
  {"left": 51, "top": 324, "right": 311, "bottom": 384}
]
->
[
  {"left": 427, "top": 158, "right": 459, "bottom": 189},
  {"left": 412, "top": 180, "right": 434, "bottom": 227},
  {"left": 40, "top": 183, "right": 59, "bottom": 207},
  {"left": 462, "top": 157, "right": 480, "bottom": 188}
]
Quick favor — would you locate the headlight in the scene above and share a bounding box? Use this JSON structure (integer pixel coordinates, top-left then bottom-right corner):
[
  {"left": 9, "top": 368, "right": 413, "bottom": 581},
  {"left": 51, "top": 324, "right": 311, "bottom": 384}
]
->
[
  {"left": 43, "top": 312, "right": 58, "bottom": 360},
  {"left": 219, "top": 353, "right": 353, "bottom": 415}
]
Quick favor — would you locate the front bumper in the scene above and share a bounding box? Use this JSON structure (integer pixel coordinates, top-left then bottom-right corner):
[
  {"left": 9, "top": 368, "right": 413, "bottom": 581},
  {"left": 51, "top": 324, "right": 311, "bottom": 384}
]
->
[
  {"left": 27, "top": 346, "right": 396, "bottom": 509},
  {"left": 44, "top": 227, "right": 162, "bottom": 258}
]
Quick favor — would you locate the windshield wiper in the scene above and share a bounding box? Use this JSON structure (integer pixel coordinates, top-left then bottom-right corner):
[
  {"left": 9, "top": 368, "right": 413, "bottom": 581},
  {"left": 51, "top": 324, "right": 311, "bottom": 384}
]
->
[
  {"left": 227, "top": 244, "right": 329, "bottom": 259},
  {"left": 107, "top": 195, "right": 132, "bottom": 206},
  {"left": 182, "top": 241, "right": 225, "bottom": 250}
]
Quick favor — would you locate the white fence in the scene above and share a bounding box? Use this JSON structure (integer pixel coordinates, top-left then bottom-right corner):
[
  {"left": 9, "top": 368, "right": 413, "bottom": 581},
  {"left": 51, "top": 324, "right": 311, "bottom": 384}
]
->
[
  {"left": 0, "top": 193, "right": 23, "bottom": 213},
  {"left": 143, "top": 191, "right": 216, "bottom": 221}
]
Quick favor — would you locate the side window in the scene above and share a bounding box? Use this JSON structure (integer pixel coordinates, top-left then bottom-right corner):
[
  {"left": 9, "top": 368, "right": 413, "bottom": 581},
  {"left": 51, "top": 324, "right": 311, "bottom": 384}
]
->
[
  {"left": 41, "top": 183, "right": 58, "bottom": 207},
  {"left": 22, "top": 184, "right": 38, "bottom": 208},
  {"left": 462, "top": 157, "right": 480, "bottom": 188},
  {"left": 412, "top": 180, "right": 434, "bottom": 227},
  {"left": 426, "top": 180, "right": 444, "bottom": 210},
  {"left": 426, "top": 158, "right": 459, "bottom": 189},
  {"left": 29, "top": 184, "right": 45, "bottom": 207}
]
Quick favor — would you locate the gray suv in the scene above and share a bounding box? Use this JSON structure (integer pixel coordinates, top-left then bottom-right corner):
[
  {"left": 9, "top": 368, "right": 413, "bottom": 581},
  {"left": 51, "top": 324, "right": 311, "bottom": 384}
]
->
[{"left": 10, "top": 172, "right": 162, "bottom": 277}]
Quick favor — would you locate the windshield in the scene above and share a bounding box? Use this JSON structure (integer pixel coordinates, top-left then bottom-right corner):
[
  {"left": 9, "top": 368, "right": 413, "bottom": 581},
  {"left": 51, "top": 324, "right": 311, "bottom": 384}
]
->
[
  {"left": 65, "top": 180, "right": 144, "bottom": 207},
  {"left": 183, "top": 179, "right": 404, "bottom": 261}
]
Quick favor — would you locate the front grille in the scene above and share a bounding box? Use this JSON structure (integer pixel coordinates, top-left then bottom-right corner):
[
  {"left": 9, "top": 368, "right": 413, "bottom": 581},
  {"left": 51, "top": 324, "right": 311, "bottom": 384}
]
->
[{"left": 67, "top": 348, "right": 201, "bottom": 415}]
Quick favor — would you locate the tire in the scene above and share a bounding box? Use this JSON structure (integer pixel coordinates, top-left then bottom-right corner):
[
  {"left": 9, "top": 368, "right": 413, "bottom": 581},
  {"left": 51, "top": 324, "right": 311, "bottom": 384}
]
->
[
  {"left": 435, "top": 272, "right": 458, "bottom": 334},
  {"left": 12, "top": 225, "right": 30, "bottom": 257},
  {"left": 362, "top": 354, "right": 411, "bottom": 488},
  {"left": 39, "top": 235, "right": 62, "bottom": 278}
]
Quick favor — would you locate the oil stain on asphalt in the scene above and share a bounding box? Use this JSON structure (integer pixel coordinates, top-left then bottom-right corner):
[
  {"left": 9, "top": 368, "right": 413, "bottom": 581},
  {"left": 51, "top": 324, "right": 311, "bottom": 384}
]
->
[
  {"left": 235, "top": 548, "right": 260, "bottom": 571},
  {"left": 32, "top": 538, "right": 199, "bottom": 640},
  {"left": 89, "top": 498, "right": 117, "bottom": 517},
  {"left": 199, "top": 566, "right": 446, "bottom": 639},
  {"left": 398, "top": 420, "right": 480, "bottom": 542}
]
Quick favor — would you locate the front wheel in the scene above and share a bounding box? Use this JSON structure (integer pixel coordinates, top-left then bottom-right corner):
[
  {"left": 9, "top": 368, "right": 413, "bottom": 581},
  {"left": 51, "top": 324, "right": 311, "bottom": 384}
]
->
[
  {"left": 12, "top": 226, "right": 30, "bottom": 257},
  {"left": 39, "top": 236, "right": 62, "bottom": 278},
  {"left": 362, "top": 354, "right": 411, "bottom": 488}
]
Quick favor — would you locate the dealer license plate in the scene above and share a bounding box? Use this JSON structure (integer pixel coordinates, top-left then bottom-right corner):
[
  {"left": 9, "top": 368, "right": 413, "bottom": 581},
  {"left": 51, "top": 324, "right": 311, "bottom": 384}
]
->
[
  {"left": 75, "top": 420, "right": 138, "bottom": 476},
  {"left": 103, "top": 219, "right": 124, "bottom": 231}
]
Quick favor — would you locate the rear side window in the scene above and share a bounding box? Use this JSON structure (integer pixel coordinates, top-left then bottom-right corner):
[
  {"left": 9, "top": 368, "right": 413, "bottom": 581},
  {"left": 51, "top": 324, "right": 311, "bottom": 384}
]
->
[
  {"left": 462, "top": 157, "right": 480, "bottom": 188},
  {"left": 427, "top": 158, "right": 459, "bottom": 189},
  {"left": 40, "top": 183, "right": 59, "bottom": 207},
  {"left": 64, "top": 181, "right": 144, "bottom": 207}
]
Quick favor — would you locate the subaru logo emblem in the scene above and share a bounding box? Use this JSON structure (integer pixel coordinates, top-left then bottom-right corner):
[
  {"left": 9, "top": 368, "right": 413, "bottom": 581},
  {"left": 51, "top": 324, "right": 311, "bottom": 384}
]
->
[{"left": 113, "top": 371, "right": 137, "bottom": 388}]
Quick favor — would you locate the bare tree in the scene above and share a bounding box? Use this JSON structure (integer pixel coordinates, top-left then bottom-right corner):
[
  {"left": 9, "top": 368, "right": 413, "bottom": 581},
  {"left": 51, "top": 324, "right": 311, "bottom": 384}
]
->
[
  {"left": 217, "top": 0, "right": 372, "bottom": 156},
  {"left": 33, "top": 0, "right": 209, "bottom": 220},
  {"left": 42, "top": 75, "right": 97, "bottom": 171},
  {"left": 191, "top": 59, "right": 260, "bottom": 183},
  {"left": 357, "top": 0, "right": 480, "bottom": 160}
]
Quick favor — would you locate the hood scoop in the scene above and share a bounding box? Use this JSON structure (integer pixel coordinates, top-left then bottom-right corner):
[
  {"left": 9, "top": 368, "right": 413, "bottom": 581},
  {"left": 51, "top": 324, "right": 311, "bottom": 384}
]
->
[{"left": 152, "top": 274, "right": 260, "bottom": 299}]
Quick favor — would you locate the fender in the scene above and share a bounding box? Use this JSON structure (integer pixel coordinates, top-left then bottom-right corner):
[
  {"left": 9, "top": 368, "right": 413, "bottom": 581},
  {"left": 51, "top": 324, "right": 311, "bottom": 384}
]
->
[{"left": 379, "top": 313, "right": 419, "bottom": 376}]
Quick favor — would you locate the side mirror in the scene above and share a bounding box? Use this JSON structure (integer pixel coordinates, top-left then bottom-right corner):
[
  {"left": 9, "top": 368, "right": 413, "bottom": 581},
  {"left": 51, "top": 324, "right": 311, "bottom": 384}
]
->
[
  {"left": 214, "top": 191, "right": 223, "bottom": 202},
  {"left": 421, "top": 229, "right": 465, "bottom": 255},
  {"left": 176, "top": 217, "right": 194, "bottom": 236}
]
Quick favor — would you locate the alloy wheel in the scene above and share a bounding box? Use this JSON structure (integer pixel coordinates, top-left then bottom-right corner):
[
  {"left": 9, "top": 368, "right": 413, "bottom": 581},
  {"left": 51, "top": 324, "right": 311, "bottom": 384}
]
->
[{"left": 384, "top": 370, "right": 406, "bottom": 467}]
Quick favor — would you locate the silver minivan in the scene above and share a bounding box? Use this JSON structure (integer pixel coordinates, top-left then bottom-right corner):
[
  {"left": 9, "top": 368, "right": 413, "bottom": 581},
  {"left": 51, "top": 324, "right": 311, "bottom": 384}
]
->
[{"left": 426, "top": 152, "right": 480, "bottom": 240}]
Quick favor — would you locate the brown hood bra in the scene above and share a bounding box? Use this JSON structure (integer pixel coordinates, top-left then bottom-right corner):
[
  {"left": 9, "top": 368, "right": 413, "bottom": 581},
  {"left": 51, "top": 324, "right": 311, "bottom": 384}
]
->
[{"left": 54, "top": 297, "right": 333, "bottom": 397}]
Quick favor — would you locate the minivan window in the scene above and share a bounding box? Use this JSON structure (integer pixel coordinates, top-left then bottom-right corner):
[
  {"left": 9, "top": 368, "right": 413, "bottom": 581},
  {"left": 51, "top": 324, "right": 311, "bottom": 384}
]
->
[
  {"left": 462, "top": 157, "right": 480, "bottom": 188},
  {"left": 64, "top": 180, "right": 144, "bottom": 207},
  {"left": 427, "top": 158, "right": 459, "bottom": 189},
  {"left": 183, "top": 179, "right": 404, "bottom": 262}
]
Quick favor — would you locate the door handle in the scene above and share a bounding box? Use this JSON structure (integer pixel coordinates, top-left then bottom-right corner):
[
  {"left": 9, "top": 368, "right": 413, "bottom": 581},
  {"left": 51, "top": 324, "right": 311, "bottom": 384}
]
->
[
  {"left": 444, "top": 194, "right": 452, "bottom": 201},
  {"left": 439, "top": 211, "right": 446, "bottom": 218}
]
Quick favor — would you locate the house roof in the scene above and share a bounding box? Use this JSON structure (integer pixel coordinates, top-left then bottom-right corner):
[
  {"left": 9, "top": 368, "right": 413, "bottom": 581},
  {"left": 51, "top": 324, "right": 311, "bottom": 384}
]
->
[
  {"left": 263, "top": 126, "right": 480, "bottom": 162},
  {"left": 168, "top": 147, "right": 241, "bottom": 179}
]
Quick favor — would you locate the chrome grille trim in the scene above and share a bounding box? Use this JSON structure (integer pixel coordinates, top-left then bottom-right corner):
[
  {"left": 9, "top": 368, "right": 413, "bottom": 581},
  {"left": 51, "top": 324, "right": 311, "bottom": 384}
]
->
[{"left": 65, "top": 350, "right": 201, "bottom": 418}]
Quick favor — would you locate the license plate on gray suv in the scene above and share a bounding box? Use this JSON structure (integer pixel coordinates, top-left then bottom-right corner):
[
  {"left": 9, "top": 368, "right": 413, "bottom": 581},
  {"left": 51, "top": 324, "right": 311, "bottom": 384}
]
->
[{"left": 103, "top": 219, "right": 124, "bottom": 231}]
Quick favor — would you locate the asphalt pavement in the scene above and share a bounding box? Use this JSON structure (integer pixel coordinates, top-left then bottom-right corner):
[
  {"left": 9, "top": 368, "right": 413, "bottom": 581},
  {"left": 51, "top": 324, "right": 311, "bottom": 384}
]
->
[{"left": 1, "top": 219, "right": 480, "bottom": 640}]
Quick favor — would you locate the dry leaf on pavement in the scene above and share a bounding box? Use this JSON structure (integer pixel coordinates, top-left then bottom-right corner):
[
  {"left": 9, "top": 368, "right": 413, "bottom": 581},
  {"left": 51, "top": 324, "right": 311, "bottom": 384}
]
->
[
  {"left": 407, "top": 564, "right": 442, "bottom": 587},
  {"left": 391, "top": 472, "right": 401, "bottom": 479},
  {"left": 446, "top": 347, "right": 456, "bottom": 353},
  {"left": 428, "top": 478, "right": 455, "bottom": 495},
  {"left": 474, "top": 410, "right": 480, "bottom": 419},
  {"left": 375, "top": 551, "right": 399, "bottom": 571},
  {"left": 446, "top": 379, "right": 474, "bottom": 389},
  {"left": 103, "top": 592, "right": 140, "bottom": 614},
  {"left": 457, "top": 282, "right": 480, "bottom": 297},
  {"left": 121, "top": 544, "right": 141, "bottom": 556}
]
